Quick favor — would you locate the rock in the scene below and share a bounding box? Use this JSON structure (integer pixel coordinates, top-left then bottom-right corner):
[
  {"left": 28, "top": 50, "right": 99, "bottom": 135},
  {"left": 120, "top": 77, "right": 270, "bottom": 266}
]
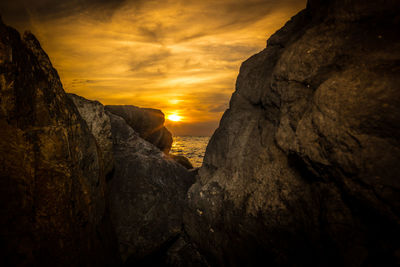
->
[
  {"left": 164, "top": 236, "right": 210, "bottom": 267},
  {"left": 169, "top": 154, "right": 194, "bottom": 169},
  {"left": 68, "top": 93, "right": 114, "bottom": 177},
  {"left": 66, "top": 92, "right": 200, "bottom": 264},
  {"left": 107, "top": 112, "right": 196, "bottom": 263},
  {"left": 0, "top": 20, "right": 119, "bottom": 265},
  {"left": 105, "top": 105, "right": 173, "bottom": 153},
  {"left": 184, "top": 0, "right": 400, "bottom": 266}
]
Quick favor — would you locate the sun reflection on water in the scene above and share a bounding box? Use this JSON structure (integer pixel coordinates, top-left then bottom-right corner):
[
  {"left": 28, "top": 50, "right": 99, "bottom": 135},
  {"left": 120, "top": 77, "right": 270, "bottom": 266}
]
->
[{"left": 170, "top": 136, "right": 210, "bottom": 168}]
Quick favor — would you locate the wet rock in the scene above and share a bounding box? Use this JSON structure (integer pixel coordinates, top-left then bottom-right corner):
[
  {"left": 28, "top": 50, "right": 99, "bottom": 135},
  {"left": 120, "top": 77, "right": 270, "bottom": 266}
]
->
[
  {"left": 184, "top": 0, "right": 400, "bottom": 266},
  {"left": 0, "top": 20, "right": 119, "bottom": 266},
  {"left": 105, "top": 105, "right": 173, "bottom": 153}
]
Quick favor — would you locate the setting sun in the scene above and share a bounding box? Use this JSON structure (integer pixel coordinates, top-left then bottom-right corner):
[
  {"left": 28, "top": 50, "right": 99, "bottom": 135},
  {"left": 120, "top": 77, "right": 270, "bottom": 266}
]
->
[
  {"left": 167, "top": 114, "right": 182, "bottom": 122},
  {"left": 2, "top": 0, "right": 308, "bottom": 136}
]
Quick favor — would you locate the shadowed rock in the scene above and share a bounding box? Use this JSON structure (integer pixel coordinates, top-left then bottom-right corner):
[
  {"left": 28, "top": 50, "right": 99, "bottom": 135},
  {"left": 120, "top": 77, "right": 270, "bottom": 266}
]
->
[
  {"left": 66, "top": 93, "right": 199, "bottom": 264},
  {"left": 107, "top": 112, "right": 196, "bottom": 262},
  {"left": 184, "top": 0, "right": 400, "bottom": 266},
  {"left": 169, "top": 154, "right": 194, "bottom": 169},
  {"left": 68, "top": 93, "right": 114, "bottom": 177},
  {"left": 0, "top": 20, "right": 119, "bottom": 266},
  {"left": 105, "top": 105, "right": 173, "bottom": 153}
]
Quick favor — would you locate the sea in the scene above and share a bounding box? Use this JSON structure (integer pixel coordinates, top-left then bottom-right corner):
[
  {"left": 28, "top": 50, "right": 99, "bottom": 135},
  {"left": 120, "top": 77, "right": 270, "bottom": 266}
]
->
[{"left": 170, "top": 136, "right": 210, "bottom": 168}]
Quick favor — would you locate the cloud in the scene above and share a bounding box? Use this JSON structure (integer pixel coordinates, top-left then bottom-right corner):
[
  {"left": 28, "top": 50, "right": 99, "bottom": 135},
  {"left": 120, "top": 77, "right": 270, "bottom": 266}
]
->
[
  {"left": 137, "top": 23, "right": 166, "bottom": 43},
  {"left": 210, "top": 104, "right": 229, "bottom": 113},
  {"left": 165, "top": 121, "right": 221, "bottom": 137},
  {"left": 129, "top": 49, "right": 172, "bottom": 74},
  {"left": 0, "top": 0, "right": 307, "bottom": 135},
  {"left": 1, "top": 0, "right": 127, "bottom": 20}
]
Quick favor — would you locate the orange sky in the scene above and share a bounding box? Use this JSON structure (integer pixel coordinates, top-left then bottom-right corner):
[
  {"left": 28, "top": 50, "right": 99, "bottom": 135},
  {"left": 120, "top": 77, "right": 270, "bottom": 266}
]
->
[{"left": 1, "top": 0, "right": 306, "bottom": 136}]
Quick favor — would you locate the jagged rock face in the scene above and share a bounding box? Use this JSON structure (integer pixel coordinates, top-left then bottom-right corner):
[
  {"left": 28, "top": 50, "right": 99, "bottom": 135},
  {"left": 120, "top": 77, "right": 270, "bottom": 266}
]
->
[
  {"left": 68, "top": 93, "right": 114, "bottom": 176},
  {"left": 66, "top": 93, "right": 201, "bottom": 265},
  {"left": 105, "top": 105, "right": 173, "bottom": 153},
  {"left": 66, "top": 92, "right": 204, "bottom": 265},
  {"left": 185, "top": 1, "right": 400, "bottom": 266},
  {"left": 0, "top": 21, "right": 119, "bottom": 265},
  {"left": 107, "top": 112, "right": 195, "bottom": 262}
]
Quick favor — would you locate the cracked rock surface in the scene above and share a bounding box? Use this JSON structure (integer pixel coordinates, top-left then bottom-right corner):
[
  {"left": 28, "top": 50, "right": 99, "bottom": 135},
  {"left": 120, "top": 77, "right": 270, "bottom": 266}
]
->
[
  {"left": 68, "top": 93, "right": 114, "bottom": 177},
  {"left": 0, "top": 19, "right": 119, "bottom": 266},
  {"left": 184, "top": 0, "right": 400, "bottom": 266},
  {"left": 66, "top": 93, "right": 198, "bottom": 264},
  {"left": 107, "top": 112, "right": 195, "bottom": 262}
]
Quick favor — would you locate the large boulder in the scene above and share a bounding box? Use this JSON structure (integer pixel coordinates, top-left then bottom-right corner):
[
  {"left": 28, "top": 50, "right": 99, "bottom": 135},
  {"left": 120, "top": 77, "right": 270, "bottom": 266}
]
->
[
  {"left": 68, "top": 93, "right": 114, "bottom": 177},
  {"left": 0, "top": 20, "right": 119, "bottom": 265},
  {"left": 105, "top": 105, "right": 173, "bottom": 153},
  {"left": 68, "top": 93, "right": 198, "bottom": 263},
  {"left": 185, "top": 0, "right": 400, "bottom": 266},
  {"left": 107, "top": 112, "right": 195, "bottom": 262}
]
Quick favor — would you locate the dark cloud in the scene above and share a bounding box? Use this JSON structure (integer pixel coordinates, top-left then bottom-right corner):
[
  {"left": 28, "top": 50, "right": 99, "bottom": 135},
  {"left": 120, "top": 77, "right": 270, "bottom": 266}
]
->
[
  {"left": 137, "top": 23, "right": 166, "bottom": 43},
  {"left": 177, "top": 32, "right": 209, "bottom": 42},
  {"left": 72, "top": 79, "right": 97, "bottom": 84},
  {"left": 129, "top": 49, "right": 171, "bottom": 74},
  {"left": 211, "top": 1, "right": 274, "bottom": 29},
  {"left": 176, "top": 0, "right": 302, "bottom": 35},
  {"left": 198, "top": 43, "right": 260, "bottom": 62},
  {"left": 0, "top": 0, "right": 128, "bottom": 28},
  {"left": 209, "top": 103, "right": 228, "bottom": 113}
]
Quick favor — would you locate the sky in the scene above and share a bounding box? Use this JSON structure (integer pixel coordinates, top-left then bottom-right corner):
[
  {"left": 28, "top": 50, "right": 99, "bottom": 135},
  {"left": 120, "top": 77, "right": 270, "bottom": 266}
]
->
[{"left": 0, "top": 0, "right": 306, "bottom": 136}]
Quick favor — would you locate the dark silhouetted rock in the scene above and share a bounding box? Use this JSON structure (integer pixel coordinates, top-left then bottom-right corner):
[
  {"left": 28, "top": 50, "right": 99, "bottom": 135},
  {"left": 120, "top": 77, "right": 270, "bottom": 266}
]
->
[
  {"left": 65, "top": 93, "right": 201, "bottom": 265},
  {"left": 164, "top": 236, "right": 210, "bottom": 267},
  {"left": 105, "top": 105, "right": 173, "bottom": 153},
  {"left": 0, "top": 20, "right": 119, "bottom": 266},
  {"left": 107, "top": 112, "right": 196, "bottom": 262},
  {"left": 170, "top": 154, "right": 194, "bottom": 169},
  {"left": 68, "top": 93, "right": 114, "bottom": 177},
  {"left": 184, "top": 0, "right": 400, "bottom": 266}
]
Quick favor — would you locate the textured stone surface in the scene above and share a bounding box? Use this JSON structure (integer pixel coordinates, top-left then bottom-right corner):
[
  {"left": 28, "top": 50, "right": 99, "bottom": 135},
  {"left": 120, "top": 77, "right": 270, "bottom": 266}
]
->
[
  {"left": 68, "top": 93, "right": 114, "bottom": 176},
  {"left": 107, "top": 112, "right": 195, "bottom": 263},
  {"left": 66, "top": 92, "right": 201, "bottom": 265},
  {"left": 105, "top": 105, "right": 173, "bottom": 153},
  {"left": 185, "top": 0, "right": 400, "bottom": 266},
  {"left": 0, "top": 20, "right": 119, "bottom": 265},
  {"left": 164, "top": 236, "right": 210, "bottom": 267},
  {"left": 169, "top": 154, "right": 194, "bottom": 169}
]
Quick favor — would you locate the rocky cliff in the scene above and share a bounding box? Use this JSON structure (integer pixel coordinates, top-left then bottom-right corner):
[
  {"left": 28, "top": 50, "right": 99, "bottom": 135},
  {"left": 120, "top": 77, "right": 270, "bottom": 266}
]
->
[
  {"left": 68, "top": 93, "right": 115, "bottom": 177},
  {"left": 2, "top": 0, "right": 400, "bottom": 265},
  {"left": 105, "top": 105, "right": 173, "bottom": 153},
  {"left": 104, "top": 105, "right": 193, "bottom": 169},
  {"left": 108, "top": 112, "right": 195, "bottom": 263},
  {"left": 185, "top": 0, "right": 400, "bottom": 266},
  {"left": 0, "top": 17, "right": 196, "bottom": 266},
  {"left": 0, "top": 18, "right": 119, "bottom": 265},
  {"left": 69, "top": 94, "right": 196, "bottom": 263}
]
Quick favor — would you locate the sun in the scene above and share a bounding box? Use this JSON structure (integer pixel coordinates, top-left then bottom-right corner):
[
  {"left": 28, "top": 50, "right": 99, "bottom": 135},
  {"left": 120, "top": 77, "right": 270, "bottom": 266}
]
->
[{"left": 167, "top": 114, "right": 182, "bottom": 122}]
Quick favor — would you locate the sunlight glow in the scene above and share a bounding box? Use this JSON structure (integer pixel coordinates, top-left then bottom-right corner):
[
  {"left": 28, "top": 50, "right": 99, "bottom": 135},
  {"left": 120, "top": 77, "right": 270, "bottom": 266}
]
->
[
  {"left": 168, "top": 114, "right": 182, "bottom": 122},
  {"left": 18, "top": 0, "right": 307, "bottom": 135},
  {"left": 169, "top": 99, "right": 181, "bottom": 105}
]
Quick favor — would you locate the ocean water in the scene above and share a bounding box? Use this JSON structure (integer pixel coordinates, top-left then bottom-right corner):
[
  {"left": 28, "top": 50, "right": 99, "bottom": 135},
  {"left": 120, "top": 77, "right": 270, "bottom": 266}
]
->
[{"left": 170, "top": 136, "right": 210, "bottom": 168}]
